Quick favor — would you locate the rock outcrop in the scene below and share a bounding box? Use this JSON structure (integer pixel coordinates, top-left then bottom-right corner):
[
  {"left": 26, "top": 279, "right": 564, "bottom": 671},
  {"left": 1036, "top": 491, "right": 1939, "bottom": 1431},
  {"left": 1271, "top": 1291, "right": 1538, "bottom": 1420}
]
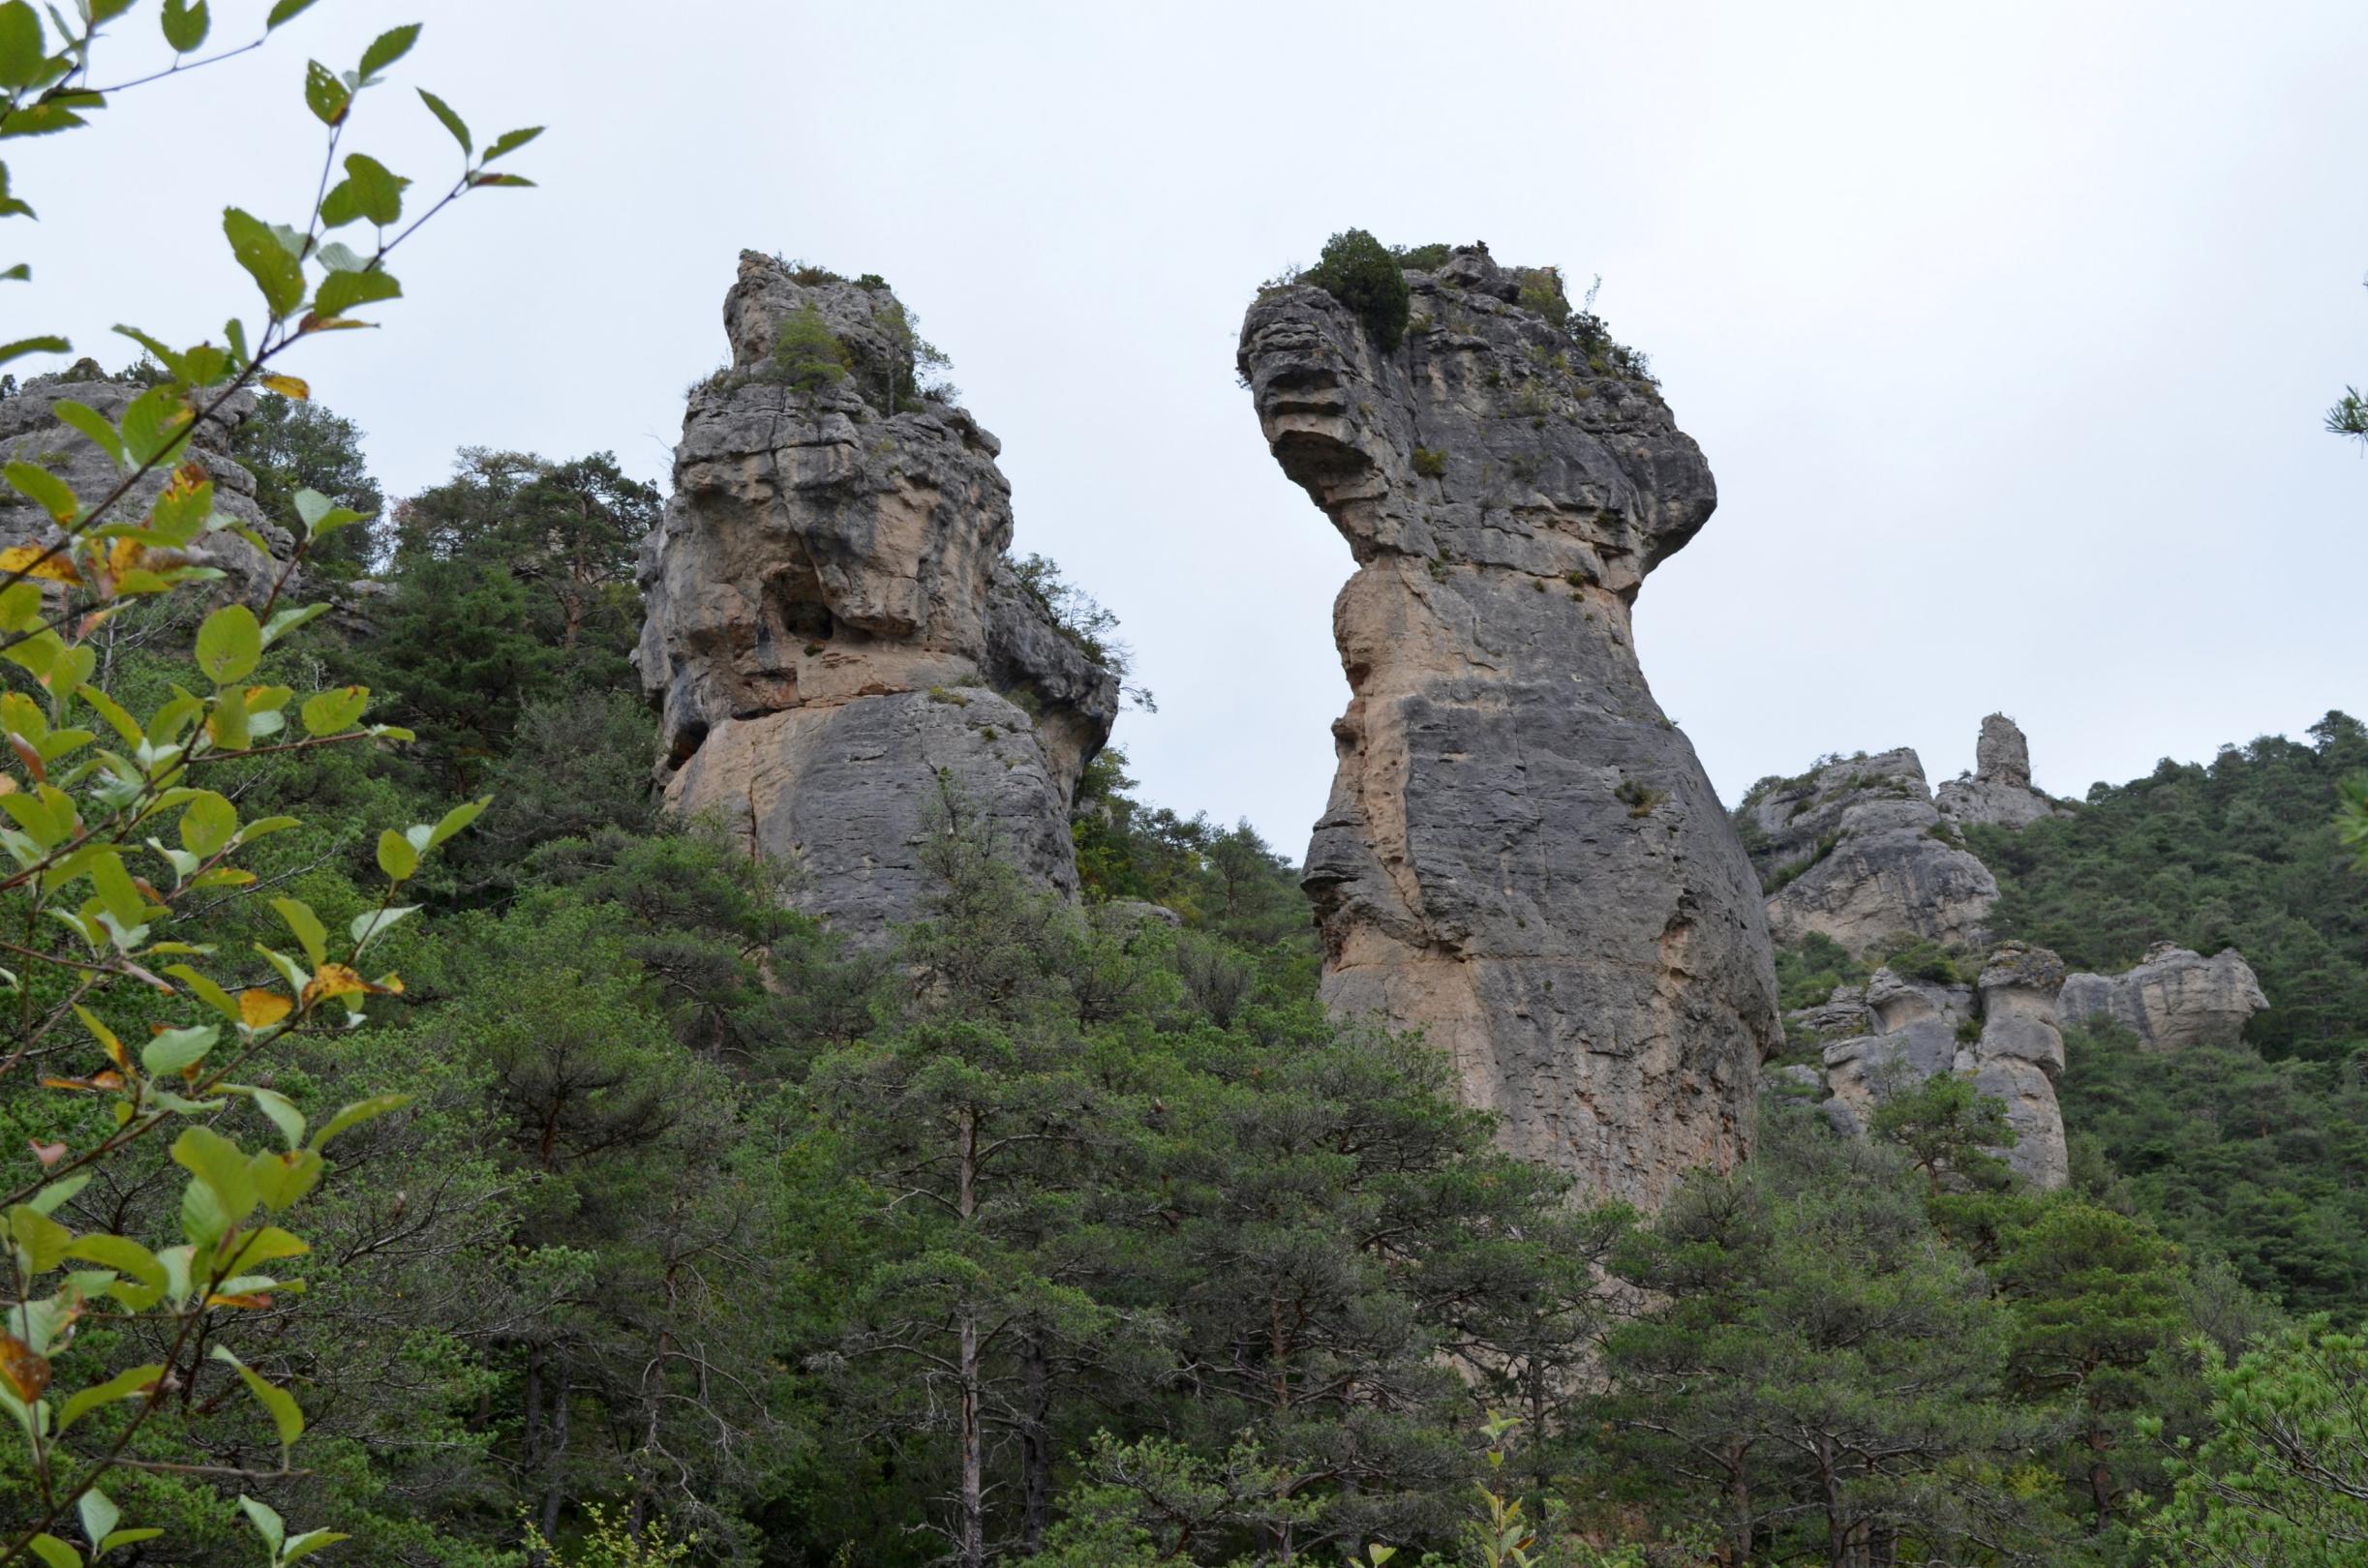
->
[
  {"left": 1742, "top": 749, "right": 1998, "bottom": 957},
  {"left": 1936, "top": 714, "right": 2069, "bottom": 830},
  {"left": 636, "top": 253, "right": 1118, "bottom": 941},
  {"left": 1813, "top": 943, "right": 2070, "bottom": 1190},
  {"left": 0, "top": 371, "right": 295, "bottom": 606},
  {"left": 2057, "top": 943, "right": 2267, "bottom": 1051},
  {"left": 1237, "top": 243, "right": 1780, "bottom": 1209}
]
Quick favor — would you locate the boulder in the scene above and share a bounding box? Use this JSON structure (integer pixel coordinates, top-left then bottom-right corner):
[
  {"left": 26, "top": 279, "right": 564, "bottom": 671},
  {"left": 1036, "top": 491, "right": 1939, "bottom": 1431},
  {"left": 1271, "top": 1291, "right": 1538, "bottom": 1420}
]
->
[
  {"left": 1237, "top": 243, "right": 1780, "bottom": 1208},
  {"left": 2057, "top": 943, "right": 2267, "bottom": 1051},
  {"left": 1935, "top": 714, "right": 2070, "bottom": 830},
  {"left": 636, "top": 253, "right": 1118, "bottom": 943},
  {"left": 1743, "top": 748, "right": 1997, "bottom": 957}
]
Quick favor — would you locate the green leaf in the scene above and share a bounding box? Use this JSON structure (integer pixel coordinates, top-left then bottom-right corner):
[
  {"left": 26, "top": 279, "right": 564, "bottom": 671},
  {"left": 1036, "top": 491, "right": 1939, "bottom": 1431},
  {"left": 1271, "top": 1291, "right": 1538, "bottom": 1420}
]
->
[
  {"left": 375, "top": 829, "right": 417, "bottom": 881},
  {"left": 416, "top": 87, "right": 469, "bottom": 153},
  {"left": 61, "top": 1235, "right": 165, "bottom": 1310},
  {"left": 301, "top": 58, "right": 348, "bottom": 125},
  {"left": 238, "top": 1494, "right": 285, "bottom": 1554},
  {"left": 270, "top": 897, "right": 327, "bottom": 967},
  {"left": 9, "top": 1202, "right": 71, "bottom": 1272},
  {"left": 214, "top": 1350, "right": 302, "bottom": 1452},
  {"left": 0, "top": 336, "right": 69, "bottom": 366},
  {"left": 24, "top": 1533, "right": 77, "bottom": 1568},
  {"left": 0, "top": 4, "right": 49, "bottom": 93},
  {"left": 159, "top": 0, "right": 206, "bottom": 52},
  {"left": 244, "top": 1087, "right": 304, "bottom": 1150},
  {"left": 140, "top": 1024, "right": 217, "bottom": 1077},
  {"left": 350, "top": 904, "right": 417, "bottom": 947},
  {"left": 88, "top": 850, "right": 144, "bottom": 931},
  {"left": 171, "top": 1126, "right": 257, "bottom": 1223},
  {"left": 265, "top": 0, "right": 320, "bottom": 27},
  {"left": 356, "top": 21, "right": 418, "bottom": 80},
  {"left": 281, "top": 1529, "right": 350, "bottom": 1565},
  {"left": 75, "top": 1490, "right": 117, "bottom": 1553},
  {"left": 116, "top": 384, "right": 190, "bottom": 467},
  {"left": 51, "top": 402, "right": 124, "bottom": 468},
  {"left": 98, "top": 1531, "right": 164, "bottom": 1556},
  {"left": 261, "top": 603, "right": 330, "bottom": 647},
  {"left": 24, "top": 1171, "right": 88, "bottom": 1216},
  {"left": 309, "top": 1093, "right": 410, "bottom": 1150},
  {"left": 428, "top": 795, "right": 492, "bottom": 848},
  {"left": 166, "top": 964, "right": 239, "bottom": 1021},
  {"left": 221, "top": 208, "right": 305, "bottom": 318},
  {"left": 194, "top": 604, "right": 261, "bottom": 685},
  {"left": 4, "top": 459, "right": 75, "bottom": 523},
  {"left": 249, "top": 1147, "right": 321, "bottom": 1212},
  {"left": 313, "top": 266, "right": 399, "bottom": 317},
  {"left": 300, "top": 685, "right": 367, "bottom": 737},
  {"left": 483, "top": 125, "right": 543, "bottom": 162},
  {"left": 57, "top": 1367, "right": 160, "bottom": 1432},
  {"left": 179, "top": 791, "right": 235, "bottom": 857},
  {"left": 322, "top": 152, "right": 406, "bottom": 228}
]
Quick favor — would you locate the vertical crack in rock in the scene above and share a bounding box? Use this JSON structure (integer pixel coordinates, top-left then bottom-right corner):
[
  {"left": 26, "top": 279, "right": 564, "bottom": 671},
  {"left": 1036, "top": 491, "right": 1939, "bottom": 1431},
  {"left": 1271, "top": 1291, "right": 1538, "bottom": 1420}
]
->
[
  {"left": 636, "top": 253, "right": 1118, "bottom": 942},
  {"left": 1237, "top": 244, "right": 1781, "bottom": 1208}
]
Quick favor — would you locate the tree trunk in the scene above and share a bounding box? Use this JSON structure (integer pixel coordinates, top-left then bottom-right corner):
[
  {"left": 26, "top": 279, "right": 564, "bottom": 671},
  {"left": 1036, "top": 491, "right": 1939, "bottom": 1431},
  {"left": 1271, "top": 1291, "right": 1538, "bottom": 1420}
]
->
[
  {"left": 1725, "top": 1440, "right": 1753, "bottom": 1567},
  {"left": 536, "top": 1358, "right": 570, "bottom": 1552},
  {"left": 1019, "top": 1332, "right": 1052, "bottom": 1555},
  {"left": 957, "top": 1106, "right": 986, "bottom": 1568}
]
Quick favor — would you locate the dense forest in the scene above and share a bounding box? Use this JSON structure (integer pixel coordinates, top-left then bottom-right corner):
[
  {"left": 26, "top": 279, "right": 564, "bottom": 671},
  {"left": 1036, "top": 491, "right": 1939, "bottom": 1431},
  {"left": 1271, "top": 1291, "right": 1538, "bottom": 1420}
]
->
[
  {"left": 0, "top": 377, "right": 2355, "bottom": 1566},
  {"left": 3, "top": 10, "right": 2366, "bottom": 1568}
]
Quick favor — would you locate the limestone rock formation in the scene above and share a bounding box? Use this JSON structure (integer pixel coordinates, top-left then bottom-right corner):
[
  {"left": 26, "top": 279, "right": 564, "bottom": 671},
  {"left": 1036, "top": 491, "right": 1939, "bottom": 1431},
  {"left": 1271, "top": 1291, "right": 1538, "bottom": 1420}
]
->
[
  {"left": 1237, "top": 243, "right": 1781, "bottom": 1209},
  {"left": 2057, "top": 943, "right": 2268, "bottom": 1051},
  {"left": 636, "top": 253, "right": 1118, "bottom": 941},
  {"left": 1935, "top": 714, "right": 2069, "bottom": 830},
  {"left": 1742, "top": 748, "right": 1998, "bottom": 957},
  {"left": 1814, "top": 943, "right": 2069, "bottom": 1190},
  {"left": 0, "top": 371, "right": 295, "bottom": 606}
]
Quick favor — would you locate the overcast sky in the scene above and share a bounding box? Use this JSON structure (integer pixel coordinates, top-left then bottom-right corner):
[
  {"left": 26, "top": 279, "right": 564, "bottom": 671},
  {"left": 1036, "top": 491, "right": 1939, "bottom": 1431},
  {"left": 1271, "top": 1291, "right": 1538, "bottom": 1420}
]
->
[{"left": 15, "top": 2, "right": 2368, "bottom": 852}]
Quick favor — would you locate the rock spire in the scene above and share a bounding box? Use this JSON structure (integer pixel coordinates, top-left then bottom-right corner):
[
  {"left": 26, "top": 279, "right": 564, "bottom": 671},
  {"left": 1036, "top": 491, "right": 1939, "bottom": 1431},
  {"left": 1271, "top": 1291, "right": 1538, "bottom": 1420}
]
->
[
  {"left": 635, "top": 253, "right": 1117, "bottom": 940},
  {"left": 1237, "top": 243, "right": 1780, "bottom": 1208}
]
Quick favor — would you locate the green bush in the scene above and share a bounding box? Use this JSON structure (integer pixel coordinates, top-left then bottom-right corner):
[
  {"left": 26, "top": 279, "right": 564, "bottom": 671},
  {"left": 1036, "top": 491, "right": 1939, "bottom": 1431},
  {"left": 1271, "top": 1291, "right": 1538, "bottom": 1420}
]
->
[
  {"left": 772, "top": 303, "right": 852, "bottom": 391},
  {"left": 1393, "top": 241, "right": 1454, "bottom": 271},
  {"left": 1412, "top": 446, "right": 1446, "bottom": 476},
  {"left": 1304, "top": 227, "right": 1411, "bottom": 353}
]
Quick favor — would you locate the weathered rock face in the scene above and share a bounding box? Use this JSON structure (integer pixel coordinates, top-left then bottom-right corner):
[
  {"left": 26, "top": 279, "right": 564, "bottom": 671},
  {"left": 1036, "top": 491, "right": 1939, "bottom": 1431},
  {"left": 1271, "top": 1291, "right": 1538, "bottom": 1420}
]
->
[
  {"left": 1742, "top": 748, "right": 1998, "bottom": 957},
  {"left": 1814, "top": 943, "right": 2069, "bottom": 1190},
  {"left": 1935, "top": 714, "right": 2069, "bottom": 830},
  {"left": 1237, "top": 244, "right": 1781, "bottom": 1209},
  {"left": 636, "top": 253, "right": 1118, "bottom": 941},
  {"left": 1965, "top": 945, "right": 2070, "bottom": 1190},
  {"left": 0, "top": 372, "right": 294, "bottom": 606},
  {"left": 2058, "top": 943, "right": 2267, "bottom": 1051}
]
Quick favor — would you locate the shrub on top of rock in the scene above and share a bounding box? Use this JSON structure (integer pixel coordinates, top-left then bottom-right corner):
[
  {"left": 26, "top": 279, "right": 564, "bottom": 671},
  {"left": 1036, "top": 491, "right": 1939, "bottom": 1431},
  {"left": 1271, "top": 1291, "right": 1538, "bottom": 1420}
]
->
[
  {"left": 773, "top": 303, "right": 852, "bottom": 391},
  {"left": 1304, "top": 227, "right": 1412, "bottom": 352}
]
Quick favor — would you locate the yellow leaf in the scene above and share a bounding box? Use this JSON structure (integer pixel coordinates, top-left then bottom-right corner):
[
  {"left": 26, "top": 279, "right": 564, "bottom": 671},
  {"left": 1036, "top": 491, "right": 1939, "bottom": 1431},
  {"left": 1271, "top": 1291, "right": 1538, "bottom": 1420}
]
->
[
  {"left": 238, "top": 989, "right": 294, "bottom": 1029},
  {"left": 259, "top": 374, "right": 310, "bottom": 401},
  {"left": 205, "top": 1292, "right": 275, "bottom": 1310},
  {"left": 0, "top": 545, "right": 80, "bottom": 586},
  {"left": 0, "top": 1334, "right": 48, "bottom": 1402},
  {"left": 302, "top": 963, "right": 366, "bottom": 1006}
]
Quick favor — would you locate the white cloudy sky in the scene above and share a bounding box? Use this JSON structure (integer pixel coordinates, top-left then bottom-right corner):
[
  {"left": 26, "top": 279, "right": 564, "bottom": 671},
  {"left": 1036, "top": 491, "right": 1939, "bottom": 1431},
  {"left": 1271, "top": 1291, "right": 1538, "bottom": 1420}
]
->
[{"left": 15, "top": 1, "right": 2368, "bottom": 852}]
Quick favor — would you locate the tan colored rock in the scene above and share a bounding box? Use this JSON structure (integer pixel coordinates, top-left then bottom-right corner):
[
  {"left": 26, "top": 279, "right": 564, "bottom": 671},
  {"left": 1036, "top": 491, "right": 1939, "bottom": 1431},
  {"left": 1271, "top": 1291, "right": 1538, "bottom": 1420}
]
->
[
  {"left": 1238, "top": 244, "right": 1780, "bottom": 1209},
  {"left": 2057, "top": 943, "right": 2268, "bottom": 1051},
  {"left": 636, "top": 254, "right": 1118, "bottom": 941}
]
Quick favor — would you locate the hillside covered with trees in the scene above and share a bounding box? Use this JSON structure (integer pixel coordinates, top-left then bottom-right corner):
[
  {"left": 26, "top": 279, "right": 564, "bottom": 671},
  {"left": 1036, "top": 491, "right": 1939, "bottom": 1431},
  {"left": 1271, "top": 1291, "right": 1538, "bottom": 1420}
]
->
[{"left": 1, "top": 9, "right": 2366, "bottom": 1568}]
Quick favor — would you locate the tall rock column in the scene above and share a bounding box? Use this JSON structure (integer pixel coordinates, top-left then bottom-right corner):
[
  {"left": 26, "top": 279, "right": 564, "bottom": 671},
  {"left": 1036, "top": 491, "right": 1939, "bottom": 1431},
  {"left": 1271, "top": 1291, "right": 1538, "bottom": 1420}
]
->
[
  {"left": 636, "top": 253, "right": 1118, "bottom": 941},
  {"left": 1237, "top": 245, "right": 1780, "bottom": 1207}
]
